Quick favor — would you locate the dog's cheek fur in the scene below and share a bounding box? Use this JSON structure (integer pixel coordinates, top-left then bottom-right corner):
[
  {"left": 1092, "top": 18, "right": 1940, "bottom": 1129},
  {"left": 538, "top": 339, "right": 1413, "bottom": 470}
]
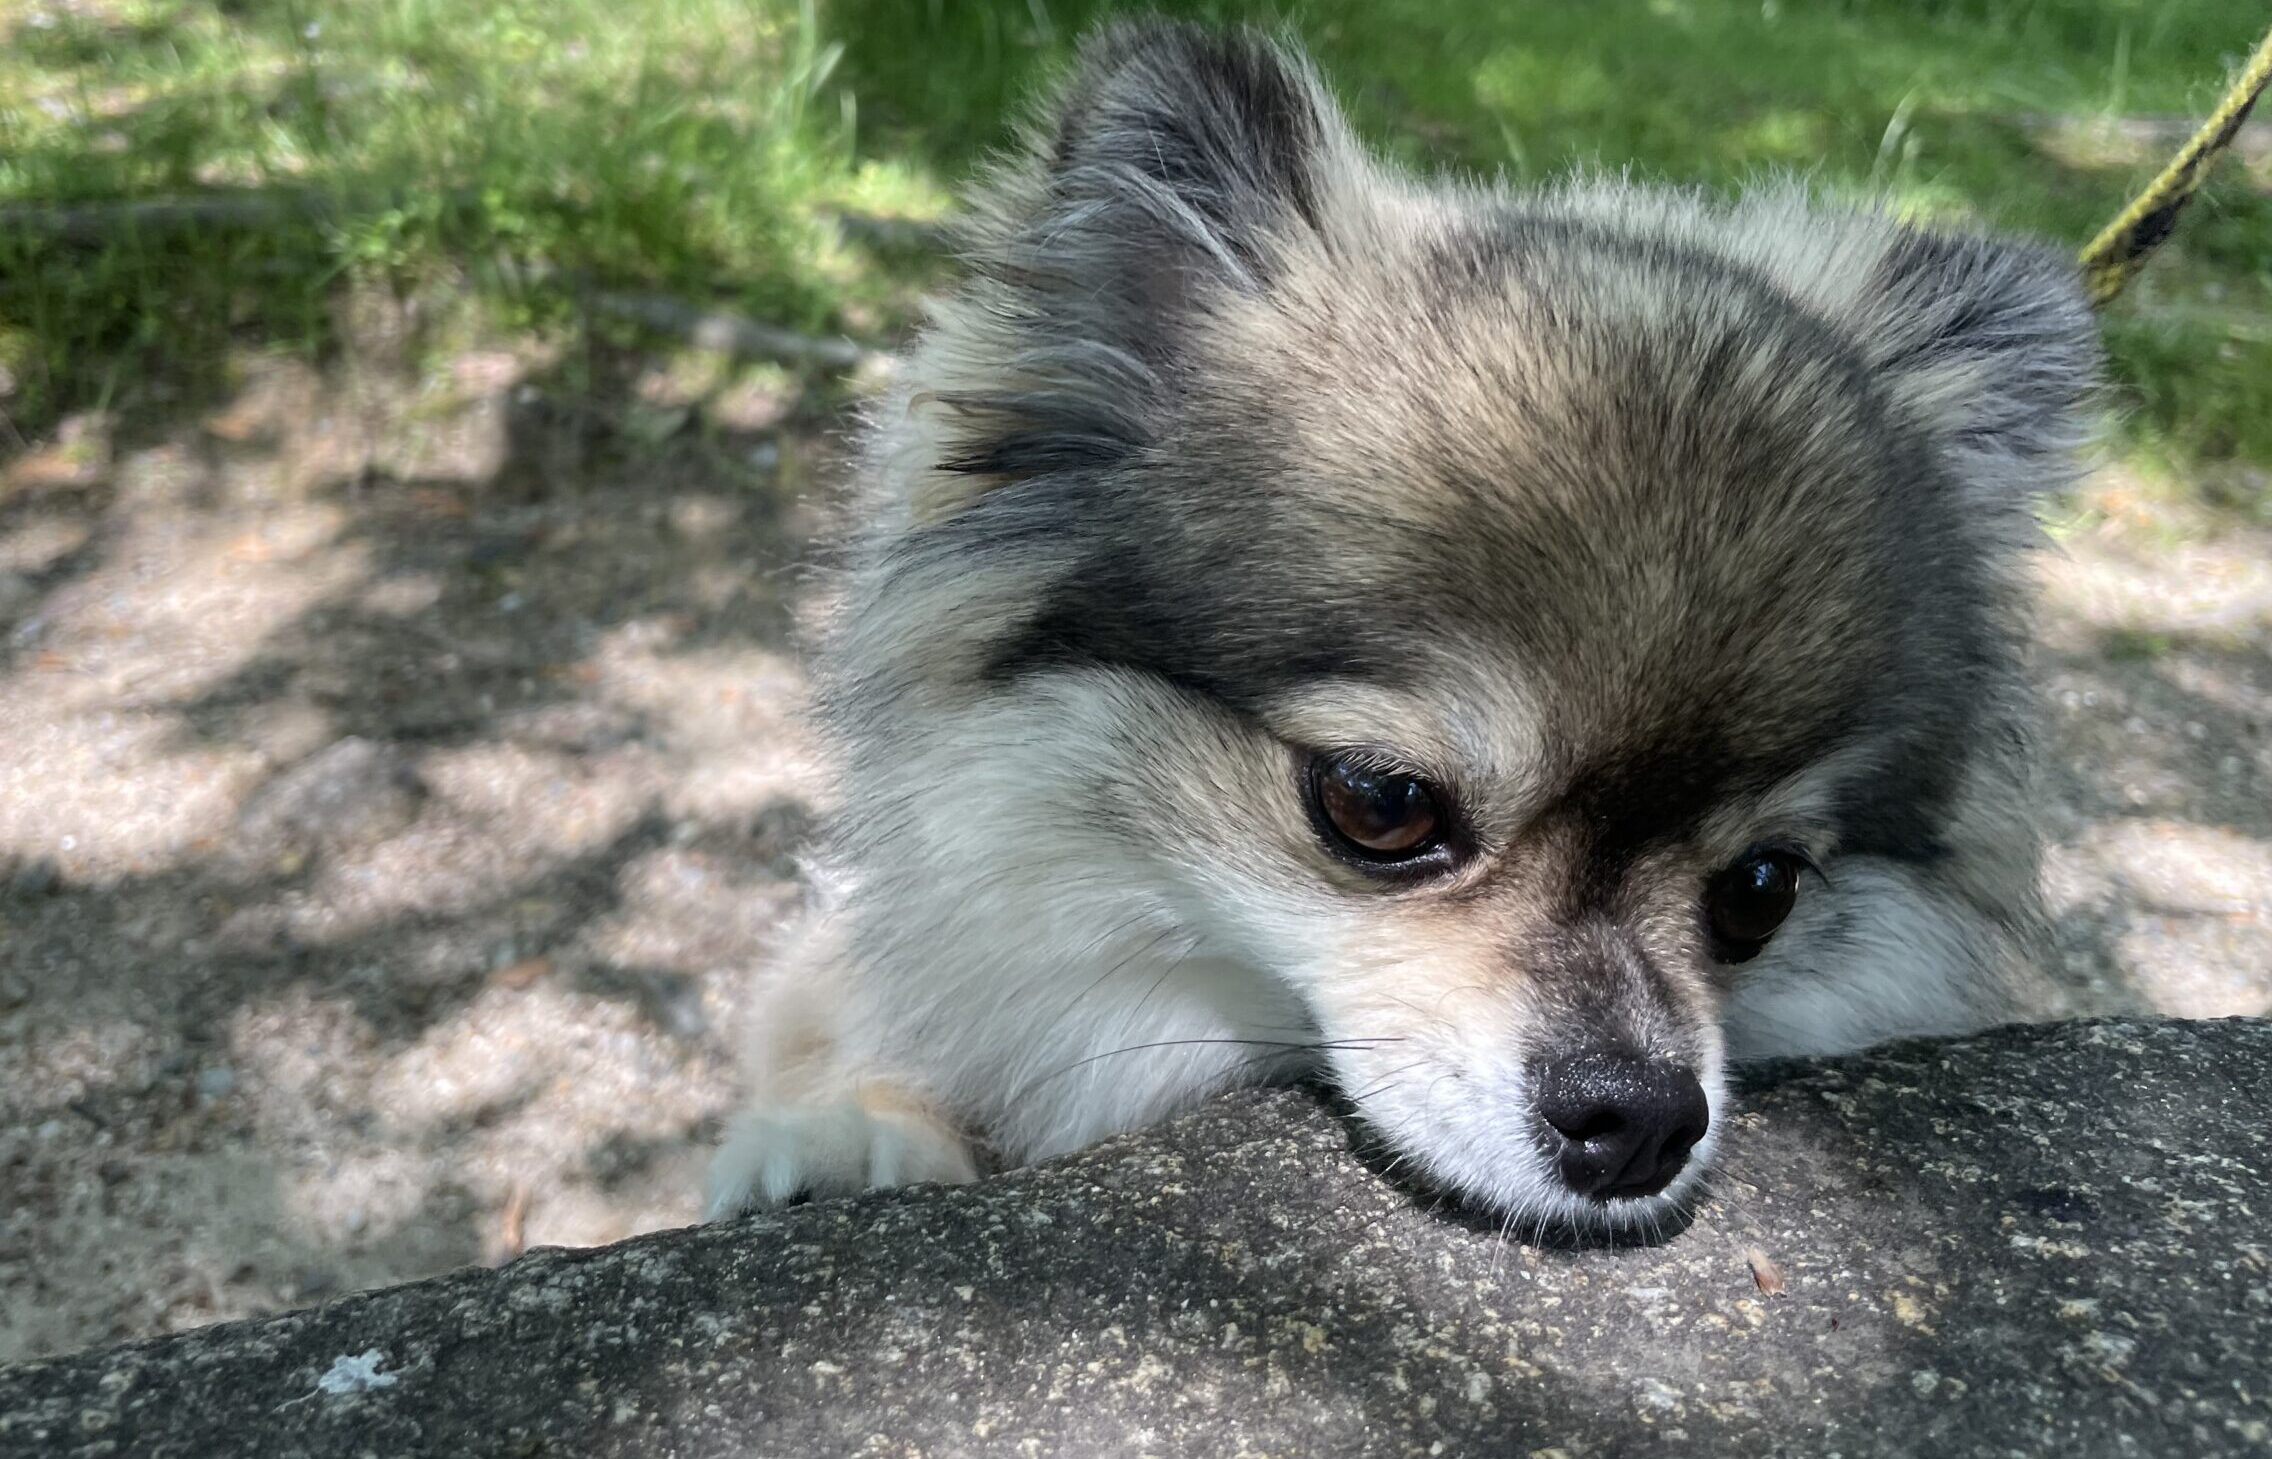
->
[
  {"left": 1719, "top": 858, "right": 2037, "bottom": 1058},
  {"left": 819, "top": 667, "right": 1327, "bottom": 1158}
]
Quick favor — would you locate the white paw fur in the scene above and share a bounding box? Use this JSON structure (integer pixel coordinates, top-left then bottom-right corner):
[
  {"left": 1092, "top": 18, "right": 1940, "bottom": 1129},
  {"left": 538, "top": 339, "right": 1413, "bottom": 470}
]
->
[{"left": 704, "top": 1098, "right": 978, "bottom": 1219}]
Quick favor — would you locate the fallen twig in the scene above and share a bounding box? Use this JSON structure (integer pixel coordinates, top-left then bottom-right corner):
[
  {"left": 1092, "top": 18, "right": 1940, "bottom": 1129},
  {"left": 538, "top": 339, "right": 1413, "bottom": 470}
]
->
[
  {"left": 2, "top": 190, "right": 889, "bottom": 369},
  {"left": 0, "top": 190, "right": 331, "bottom": 242},
  {"left": 491, "top": 1182, "right": 531, "bottom": 1266},
  {"left": 586, "top": 290, "right": 874, "bottom": 369},
  {"left": 0, "top": 187, "right": 481, "bottom": 243},
  {"left": 829, "top": 210, "right": 953, "bottom": 253}
]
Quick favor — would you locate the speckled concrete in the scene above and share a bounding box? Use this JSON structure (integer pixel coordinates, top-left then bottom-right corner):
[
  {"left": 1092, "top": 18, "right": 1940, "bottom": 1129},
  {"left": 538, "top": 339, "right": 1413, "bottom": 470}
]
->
[{"left": 1, "top": 1017, "right": 2267, "bottom": 1459}]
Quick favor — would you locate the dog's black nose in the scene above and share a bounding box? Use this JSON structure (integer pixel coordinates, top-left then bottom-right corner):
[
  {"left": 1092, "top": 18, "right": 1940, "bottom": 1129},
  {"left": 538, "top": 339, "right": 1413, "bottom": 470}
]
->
[{"left": 1535, "top": 1050, "right": 1709, "bottom": 1200}]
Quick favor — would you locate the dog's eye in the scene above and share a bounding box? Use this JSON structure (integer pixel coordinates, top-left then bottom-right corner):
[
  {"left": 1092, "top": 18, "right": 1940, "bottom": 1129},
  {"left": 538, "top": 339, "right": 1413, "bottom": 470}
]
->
[
  {"left": 1706, "top": 849, "right": 1803, "bottom": 959},
  {"left": 1309, "top": 754, "right": 1444, "bottom": 862}
]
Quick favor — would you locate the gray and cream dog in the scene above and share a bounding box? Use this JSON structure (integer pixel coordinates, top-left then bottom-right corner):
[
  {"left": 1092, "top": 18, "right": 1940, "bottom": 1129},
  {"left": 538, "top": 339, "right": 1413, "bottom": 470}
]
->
[{"left": 707, "top": 22, "right": 2099, "bottom": 1233}]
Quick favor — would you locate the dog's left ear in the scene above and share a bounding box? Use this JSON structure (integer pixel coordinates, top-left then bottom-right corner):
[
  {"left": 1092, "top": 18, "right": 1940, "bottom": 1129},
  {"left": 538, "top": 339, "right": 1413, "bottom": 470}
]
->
[{"left": 1861, "top": 229, "right": 2102, "bottom": 498}]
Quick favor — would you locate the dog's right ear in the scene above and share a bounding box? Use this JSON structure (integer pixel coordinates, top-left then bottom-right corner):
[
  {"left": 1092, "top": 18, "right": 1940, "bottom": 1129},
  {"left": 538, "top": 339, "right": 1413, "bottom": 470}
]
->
[
  {"left": 910, "top": 23, "right": 1360, "bottom": 501},
  {"left": 1025, "top": 22, "right": 1348, "bottom": 312}
]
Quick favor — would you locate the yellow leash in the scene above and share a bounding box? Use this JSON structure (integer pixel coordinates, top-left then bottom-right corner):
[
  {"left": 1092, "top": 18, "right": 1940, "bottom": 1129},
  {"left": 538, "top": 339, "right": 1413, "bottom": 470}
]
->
[{"left": 2078, "top": 20, "right": 2272, "bottom": 308}]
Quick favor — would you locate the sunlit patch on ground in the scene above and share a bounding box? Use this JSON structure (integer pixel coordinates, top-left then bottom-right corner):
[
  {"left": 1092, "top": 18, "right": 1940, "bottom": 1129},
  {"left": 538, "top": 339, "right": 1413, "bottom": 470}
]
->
[
  {"left": 0, "top": 337, "right": 824, "bottom": 1359},
  {"left": 2034, "top": 473, "right": 2272, "bottom": 1021}
]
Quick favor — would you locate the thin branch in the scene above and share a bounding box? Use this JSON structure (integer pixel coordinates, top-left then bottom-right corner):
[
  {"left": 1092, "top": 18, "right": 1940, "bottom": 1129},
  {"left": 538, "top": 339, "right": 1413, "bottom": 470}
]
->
[
  {"left": 0, "top": 189, "right": 343, "bottom": 243},
  {"left": 585, "top": 290, "right": 875, "bottom": 370},
  {"left": 828, "top": 210, "right": 952, "bottom": 253}
]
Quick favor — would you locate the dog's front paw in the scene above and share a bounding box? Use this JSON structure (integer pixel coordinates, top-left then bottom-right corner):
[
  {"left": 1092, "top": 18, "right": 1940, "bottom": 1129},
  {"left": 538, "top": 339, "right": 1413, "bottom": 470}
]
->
[{"left": 704, "top": 1093, "right": 978, "bottom": 1219}]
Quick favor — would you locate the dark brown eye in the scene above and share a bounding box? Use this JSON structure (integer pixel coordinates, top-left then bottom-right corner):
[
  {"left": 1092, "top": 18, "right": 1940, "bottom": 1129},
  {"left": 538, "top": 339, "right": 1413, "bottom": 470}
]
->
[
  {"left": 1706, "top": 849, "right": 1803, "bottom": 959},
  {"left": 1309, "top": 754, "right": 1444, "bottom": 862}
]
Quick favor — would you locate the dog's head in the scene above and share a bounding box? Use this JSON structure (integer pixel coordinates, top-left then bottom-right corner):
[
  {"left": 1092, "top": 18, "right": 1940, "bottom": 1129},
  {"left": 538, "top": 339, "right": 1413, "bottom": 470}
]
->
[{"left": 835, "top": 23, "right": 2098, "bottom": 1231}]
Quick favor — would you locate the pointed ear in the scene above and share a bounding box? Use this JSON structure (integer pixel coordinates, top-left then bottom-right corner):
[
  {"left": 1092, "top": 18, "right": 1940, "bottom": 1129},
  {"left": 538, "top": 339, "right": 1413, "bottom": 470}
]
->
[
  {"left": 1861, "top": 228, "right": 2102, "bottom": 498},
  {"left": 1026, "top": 21, "right": 1350, "bottom": 306},
  {"left": 910, "top": 23, "right": 1361, "bottom": 496}
]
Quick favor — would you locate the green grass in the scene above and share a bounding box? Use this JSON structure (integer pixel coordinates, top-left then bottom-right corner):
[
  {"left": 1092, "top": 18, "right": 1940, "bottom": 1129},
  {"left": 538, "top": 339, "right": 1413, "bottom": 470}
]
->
[
  {"left": 0, "top": 0, "right": 945, "bottom": 425},
  {"left": 3, "top": 0, "right": 2270, "bottom": 500}
]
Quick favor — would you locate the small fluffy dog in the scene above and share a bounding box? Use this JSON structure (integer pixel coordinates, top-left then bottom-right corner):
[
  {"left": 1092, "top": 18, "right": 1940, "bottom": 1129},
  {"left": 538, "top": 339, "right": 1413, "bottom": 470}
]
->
[{"left": 707, "top": 22, "right": 2098, "bottom": 1233}]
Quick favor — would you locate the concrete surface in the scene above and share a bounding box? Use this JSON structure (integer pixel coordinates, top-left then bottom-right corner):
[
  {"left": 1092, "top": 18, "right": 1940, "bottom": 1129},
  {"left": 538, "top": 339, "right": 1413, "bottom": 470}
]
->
[{"left": 2, "top": 1016, "right": 2267, "bottom": 1459}]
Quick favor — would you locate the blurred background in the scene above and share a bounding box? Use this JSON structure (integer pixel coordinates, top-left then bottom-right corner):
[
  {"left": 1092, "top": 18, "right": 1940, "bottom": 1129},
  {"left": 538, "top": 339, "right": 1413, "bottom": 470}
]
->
[{"left": 2, "top": 0, "right": 2268, "bottom": 1364}]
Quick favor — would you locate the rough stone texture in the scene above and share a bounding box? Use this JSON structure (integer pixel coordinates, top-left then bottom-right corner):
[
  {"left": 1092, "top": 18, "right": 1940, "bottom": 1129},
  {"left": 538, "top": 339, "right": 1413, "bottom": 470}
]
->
[{"left": 2, "top": 1017, "right": 2269, "bottom": 1459}]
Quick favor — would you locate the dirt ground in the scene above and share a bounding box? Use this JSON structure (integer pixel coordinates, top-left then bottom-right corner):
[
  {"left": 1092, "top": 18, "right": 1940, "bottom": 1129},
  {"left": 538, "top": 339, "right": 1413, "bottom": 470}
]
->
[{"left": 2, "top": 324, "right": 2268, "bottom": 1365}]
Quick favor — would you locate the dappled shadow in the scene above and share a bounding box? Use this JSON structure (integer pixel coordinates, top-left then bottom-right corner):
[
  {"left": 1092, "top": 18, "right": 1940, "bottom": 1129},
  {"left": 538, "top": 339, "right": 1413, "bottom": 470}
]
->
[
  {"left": 0, "top": 307, "right": 847, "bottom": 1361},
  {"left": 2032, "top": 511, "right": 2272, "bottom": 1019}
]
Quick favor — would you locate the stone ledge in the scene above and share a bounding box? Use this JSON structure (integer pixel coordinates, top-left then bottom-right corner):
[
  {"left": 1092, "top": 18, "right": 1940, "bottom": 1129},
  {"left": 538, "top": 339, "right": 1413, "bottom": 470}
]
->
[{"left": 2, "top": 1018, "right": 2268, "bottom": 1459}]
